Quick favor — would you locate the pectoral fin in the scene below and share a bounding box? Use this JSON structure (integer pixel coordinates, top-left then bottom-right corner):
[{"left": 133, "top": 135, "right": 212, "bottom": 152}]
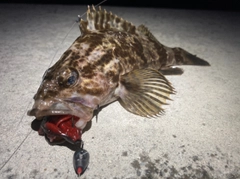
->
[{"left": 115, "top": 68, "right": 174, "bottom": 117}]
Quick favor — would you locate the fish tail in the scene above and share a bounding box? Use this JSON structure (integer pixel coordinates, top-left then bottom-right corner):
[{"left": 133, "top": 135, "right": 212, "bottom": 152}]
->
[
  {"left": 171, "top": 47, "right": 210, "bottom": 66},
  {"left": 159, "top": 47, "right": 210, "bottom": 75},
  {"left": 137, "top": 25, "right": 210, "bottom": 67}
]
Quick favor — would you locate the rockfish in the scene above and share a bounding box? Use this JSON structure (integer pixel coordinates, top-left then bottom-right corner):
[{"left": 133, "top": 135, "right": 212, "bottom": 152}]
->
[{"left": 28, "top": 6, "right": 210, "bottom": 144}]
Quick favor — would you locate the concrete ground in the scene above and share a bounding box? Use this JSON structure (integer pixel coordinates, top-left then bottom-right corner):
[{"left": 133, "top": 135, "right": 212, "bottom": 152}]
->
[{"left": 0, "top": 3, "right": 240, "bottom": 179}]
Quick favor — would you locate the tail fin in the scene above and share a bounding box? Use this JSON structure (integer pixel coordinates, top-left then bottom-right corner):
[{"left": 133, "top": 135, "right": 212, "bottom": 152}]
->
[
  {"left": 137, "top": 25, "right": 210, "bottom": 67},
  {"left": 172, "top": 47, "right": 210, "bottom": 66}
]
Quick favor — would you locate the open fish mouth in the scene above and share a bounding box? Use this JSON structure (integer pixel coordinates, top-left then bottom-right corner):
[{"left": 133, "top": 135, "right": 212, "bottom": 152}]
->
[
  {"left": 28, "top": 100, "right": 94, "bottom": 145},
  {"left": 38, "top": 115, "right": 82, "bottom": 145}
]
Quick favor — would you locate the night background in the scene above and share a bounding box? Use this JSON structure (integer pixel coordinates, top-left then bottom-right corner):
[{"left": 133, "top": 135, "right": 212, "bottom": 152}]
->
[{"left": 1, "top": 0, "right": 239, "bottom": 11}]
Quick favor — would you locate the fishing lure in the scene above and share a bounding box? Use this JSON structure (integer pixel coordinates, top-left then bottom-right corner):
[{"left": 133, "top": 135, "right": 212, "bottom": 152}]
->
[{"left": 73, "top": 142, "right": 90, "bottom": 176}]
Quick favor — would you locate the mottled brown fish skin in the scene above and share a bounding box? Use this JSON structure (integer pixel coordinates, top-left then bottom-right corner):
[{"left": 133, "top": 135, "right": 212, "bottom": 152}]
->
[
  {"left": 29, "top": 6, "right": 210, "bottom": 122},
  {"left": 35, "top": 30, "right": 149, "bottom": 105},
  {"left": 37, "top": 31, "right": 159, "bottom": 106}
]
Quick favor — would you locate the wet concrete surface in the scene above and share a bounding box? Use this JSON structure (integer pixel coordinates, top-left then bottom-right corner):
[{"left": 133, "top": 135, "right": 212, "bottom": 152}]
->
[{"left": 0, "top": 3, "right": 240, "bottom": 179}]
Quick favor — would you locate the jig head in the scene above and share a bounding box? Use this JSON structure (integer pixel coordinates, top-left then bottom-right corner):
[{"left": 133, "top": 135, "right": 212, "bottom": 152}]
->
[{"left": 73, "top": 142, "right": 90, "bottom": 176}]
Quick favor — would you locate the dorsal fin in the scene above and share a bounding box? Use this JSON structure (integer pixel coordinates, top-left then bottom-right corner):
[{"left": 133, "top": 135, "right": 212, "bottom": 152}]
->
[
  {"left": 79, "top": 6, "right": 136, "bottom": 34},
  {"left": 137, "top": 24, "right": 163, "bottom": 46}
]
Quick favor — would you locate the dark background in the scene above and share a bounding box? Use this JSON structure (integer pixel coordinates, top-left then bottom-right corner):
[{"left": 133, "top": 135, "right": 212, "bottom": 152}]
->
[{"left": 0, "top": 0, "right": 239, "bottom": 11}]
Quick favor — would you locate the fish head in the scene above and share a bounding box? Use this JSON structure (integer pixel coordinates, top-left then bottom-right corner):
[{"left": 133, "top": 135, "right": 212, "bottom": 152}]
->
[{"left": 28, "top": 38, "right": 117, "bottom": 144}]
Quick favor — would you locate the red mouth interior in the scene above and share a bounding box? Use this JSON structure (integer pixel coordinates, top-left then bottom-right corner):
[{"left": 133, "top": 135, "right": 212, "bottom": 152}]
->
[{"left": 39, "top": 115, "right": 82, "bottom": 144}]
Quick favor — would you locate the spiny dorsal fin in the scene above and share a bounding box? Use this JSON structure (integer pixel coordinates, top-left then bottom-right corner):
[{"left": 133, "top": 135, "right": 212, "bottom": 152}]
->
[
  {"left": 79, "top": 6, "right": 136, "bottom": 34},
  {"left": 115, "top": 68, "right": 175, "bottom": 117},
  {"left": 137, "top": 24, "right": 163, "bottom": 46}
]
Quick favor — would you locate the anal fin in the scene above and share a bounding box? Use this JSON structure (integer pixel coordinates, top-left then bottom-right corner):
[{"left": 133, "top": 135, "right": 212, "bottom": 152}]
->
[
  {"left": 115, "top": 68, "right": 174, "bottom": 117},
  {"left": 160, "top": 67, "right": 184, "bottom": 75}
]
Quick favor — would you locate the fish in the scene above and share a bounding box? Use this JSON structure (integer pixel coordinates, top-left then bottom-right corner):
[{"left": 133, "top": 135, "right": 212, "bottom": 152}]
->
[{"left": 27, "top": 6, "right": 210, "bottom": 144}]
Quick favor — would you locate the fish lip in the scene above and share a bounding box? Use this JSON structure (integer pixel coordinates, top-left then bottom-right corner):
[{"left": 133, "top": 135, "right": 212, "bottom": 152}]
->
[
  {"left": 27, "top": 97, "right": 72, "bottom": 118},
  {"left": 27, "top": 98, "right": 94, "bottom": 119},
  {"left": 27, "top": 108, "right": 71, "bottom": 118}
]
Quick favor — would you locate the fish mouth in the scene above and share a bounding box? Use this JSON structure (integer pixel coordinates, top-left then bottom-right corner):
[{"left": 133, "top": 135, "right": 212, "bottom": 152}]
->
[
  {"left": 28, "top": 100, "right": 94, "bottom": 145},
  {"left": 28, "top": 110, "right": 90, "bottom": 145},
  {"left": 39, "top": 115, "right": 82, "bottom": 145}
]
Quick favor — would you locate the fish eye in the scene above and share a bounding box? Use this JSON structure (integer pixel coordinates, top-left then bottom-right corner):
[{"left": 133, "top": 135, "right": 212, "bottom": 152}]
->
[
  {"left": 67, "top": 72, "right": 78, "bottom": 86},
  {"left": 57, "top": 68, "right": 79, "bottom": 87}
]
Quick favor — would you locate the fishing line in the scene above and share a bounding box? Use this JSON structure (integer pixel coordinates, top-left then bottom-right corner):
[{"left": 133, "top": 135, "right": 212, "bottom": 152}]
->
[{"left": 0, "top": 0, "right": 107, "bottom": 172}]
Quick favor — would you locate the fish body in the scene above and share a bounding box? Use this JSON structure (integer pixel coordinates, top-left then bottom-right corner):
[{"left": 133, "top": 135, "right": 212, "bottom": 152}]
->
[{"left": 28, "top": 6, "right": 209, "bottom": 144}]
